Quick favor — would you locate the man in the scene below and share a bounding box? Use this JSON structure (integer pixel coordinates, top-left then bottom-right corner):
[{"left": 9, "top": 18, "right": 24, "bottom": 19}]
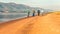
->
[
  {"left": 27, "top": 11, "right": 30, "bottom": 17},
  {"left": 37, "top": 10, "right": 40, "bottom": 16}
]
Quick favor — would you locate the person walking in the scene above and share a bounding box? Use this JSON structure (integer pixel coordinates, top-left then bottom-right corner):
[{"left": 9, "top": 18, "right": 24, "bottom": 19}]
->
[
  {"left": 32, "top": 10, "right": 35, "bottom": 16},
  {"left": 27, "top": 11, "right": 30, "bottom": 17},
  {"left": 37, "top": 10, "right": 40, "bottom": 16}
]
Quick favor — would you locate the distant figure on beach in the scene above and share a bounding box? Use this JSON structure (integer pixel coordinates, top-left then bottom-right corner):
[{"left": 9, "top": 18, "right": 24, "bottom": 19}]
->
[
  {"left": 27, "top": 11, "right": 30, "bottom": 17},
  {"left": 32, "top": 10, "right": 35, "bottom": 16},
  {"left": 41, "top": 10, "right": 44, "bottom": 16},
  {"left": 37, "top": 10, "right": 40, "bottom": 16}
]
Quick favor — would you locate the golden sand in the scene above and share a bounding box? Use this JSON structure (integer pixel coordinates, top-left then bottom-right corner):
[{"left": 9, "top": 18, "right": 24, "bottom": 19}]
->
[{"left": 0, "top": 12, "right": 60, "bottom": 34}]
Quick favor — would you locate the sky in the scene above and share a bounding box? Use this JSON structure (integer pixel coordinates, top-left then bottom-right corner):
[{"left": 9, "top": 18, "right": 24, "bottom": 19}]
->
[{"left": 0, "top": 0, "right": 60, "bottom": 10}]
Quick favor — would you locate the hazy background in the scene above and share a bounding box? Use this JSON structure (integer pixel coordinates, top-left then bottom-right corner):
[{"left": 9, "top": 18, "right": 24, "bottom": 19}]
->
[
  {"left": 0, "top": 0, "right": 60, "bottom": 11},
  {"left": 0, "top": 0, "right": 60, "bottom": 22}
]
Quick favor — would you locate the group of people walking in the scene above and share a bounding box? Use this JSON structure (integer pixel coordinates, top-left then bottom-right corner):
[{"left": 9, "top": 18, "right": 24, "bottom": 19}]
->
[{"left": 27, "top": 10, "right": 41, "bottom": 17}]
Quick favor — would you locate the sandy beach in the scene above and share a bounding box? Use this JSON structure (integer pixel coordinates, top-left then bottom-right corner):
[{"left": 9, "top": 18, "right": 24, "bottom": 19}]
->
[{"left": 0, "top": 12, "right": 60, "bottom": 34}]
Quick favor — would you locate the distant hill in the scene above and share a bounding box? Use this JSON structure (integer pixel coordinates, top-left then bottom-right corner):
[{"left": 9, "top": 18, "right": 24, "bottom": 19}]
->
[{"left": 0, "top": 2, "right": 53, "bottom": 13}]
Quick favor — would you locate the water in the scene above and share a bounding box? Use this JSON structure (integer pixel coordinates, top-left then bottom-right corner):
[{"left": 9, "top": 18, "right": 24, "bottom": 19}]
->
[{"left": 0, "top": 13, "right": 29, "bottom": 22}]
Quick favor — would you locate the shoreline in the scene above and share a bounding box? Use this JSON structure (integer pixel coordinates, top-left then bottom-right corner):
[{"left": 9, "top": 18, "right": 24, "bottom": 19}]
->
[{"left": 0, "top": 16, "right": 33, "bottom": 25}]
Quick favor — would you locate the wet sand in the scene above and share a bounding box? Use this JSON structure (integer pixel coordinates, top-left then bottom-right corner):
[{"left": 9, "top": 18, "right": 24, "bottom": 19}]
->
[{"left": 0, "top": 12, "right": 60, "bottom": 34}]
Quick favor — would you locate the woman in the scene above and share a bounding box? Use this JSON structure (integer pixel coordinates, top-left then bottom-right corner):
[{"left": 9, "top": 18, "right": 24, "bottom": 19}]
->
[{"left": 32, "top": 10, "right": 35, "bottom": 16}]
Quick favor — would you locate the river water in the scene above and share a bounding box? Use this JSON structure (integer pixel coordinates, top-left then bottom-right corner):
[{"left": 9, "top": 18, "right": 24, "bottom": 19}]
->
[{"left": 0, "top": 13, "right": 32, "bottom": 22}]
